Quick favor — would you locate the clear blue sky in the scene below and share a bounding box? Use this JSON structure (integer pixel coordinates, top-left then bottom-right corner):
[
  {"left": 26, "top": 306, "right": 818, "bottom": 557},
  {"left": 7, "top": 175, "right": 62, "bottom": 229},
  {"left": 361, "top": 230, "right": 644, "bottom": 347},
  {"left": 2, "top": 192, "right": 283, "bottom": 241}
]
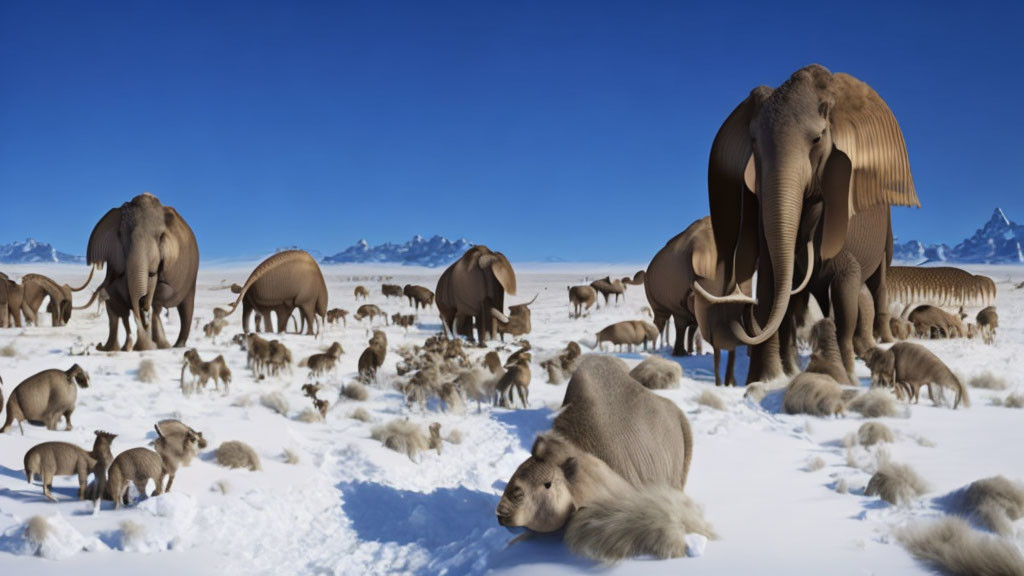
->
[{"left": 1, "top": 1, "right": 1021, "bottom": 261}]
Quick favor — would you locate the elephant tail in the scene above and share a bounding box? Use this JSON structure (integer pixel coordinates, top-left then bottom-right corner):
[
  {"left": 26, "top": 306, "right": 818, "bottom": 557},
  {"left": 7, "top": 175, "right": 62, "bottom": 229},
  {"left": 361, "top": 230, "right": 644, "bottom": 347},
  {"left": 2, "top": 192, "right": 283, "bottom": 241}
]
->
[
  {"left": 225, "top": 251, "right": 311, "bottom": 316},
  {"left": 74, "top": 288, "right": 102, "bottom": 310},
  {"left": 68, "top": 266, "right": 96, "bottom": 292}
]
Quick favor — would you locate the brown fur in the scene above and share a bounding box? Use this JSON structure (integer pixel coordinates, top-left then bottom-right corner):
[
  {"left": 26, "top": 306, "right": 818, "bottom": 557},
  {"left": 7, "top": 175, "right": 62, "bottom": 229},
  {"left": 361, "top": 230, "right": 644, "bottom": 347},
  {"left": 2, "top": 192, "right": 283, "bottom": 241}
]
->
[
  {"left": 180, "top": 349, "right": 232, "bottom": 394},
  {"left": 897, "top": 517, "right": 1024, "bottom": 576},
  {"left": 215, "top": 441, "right": 262, "bottom": 471},
  {"left": 353, "top": 285, "right": 369, "bottom": 300},
  {"left": 107, "top": 448, "right": 167, "bottom": 508},
  {"left": 495, "top": 359, "right": 531, "bottom": 408},
  {"left": 306, "top": 342, "right": 344, "bottom": 378},
  {"left": 783, "top": 373, "right": 845, "bottom": 416},
  {"left": 568, "top": 285, "right": 597, "bottom": 318},
  {"left": 153, "top": 425, "right": 200, "bottom": 492},
  {"left": 629, "top": 356, "right": 682, "bottom": 390},
  {"left": 24, "top": 431, "right": 116, "bottom": 502},
  {"left": 2, "top": 365, "right": 89, "bottom": 434},
  {"left": 867, "top": 343, "right": 968, "bottom": 409},
  {"left": 805, "top": 319, "right": 854, "bottom": 386},
  {"left": 355, "top": 304, "right": 386, "bottom": 324}
]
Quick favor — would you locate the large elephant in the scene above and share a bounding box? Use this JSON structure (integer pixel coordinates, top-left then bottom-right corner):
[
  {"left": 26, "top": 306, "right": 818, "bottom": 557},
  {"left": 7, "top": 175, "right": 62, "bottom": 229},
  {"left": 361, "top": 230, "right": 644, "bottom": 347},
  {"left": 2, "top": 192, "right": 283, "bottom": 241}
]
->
[
  {"left": 644, "top": 216, "right": 717, "bottom": 356},
  {"left": 20, "top": 269, "right": 94, "bottom": 327},
  {"left": 435, "top": 245, "right": 516, "bottom": 343},
  {"left": 86, "top": 193, "right": 199, "bottom": 351},
  {"left": 224, "top": 250, "right": 327, "bottom": 336},
  {"left": 698, "top": 65, "right": 918, "bottom": 385},
  {"left": 0, "top": 273, "right": 25, "bottom": 328}
]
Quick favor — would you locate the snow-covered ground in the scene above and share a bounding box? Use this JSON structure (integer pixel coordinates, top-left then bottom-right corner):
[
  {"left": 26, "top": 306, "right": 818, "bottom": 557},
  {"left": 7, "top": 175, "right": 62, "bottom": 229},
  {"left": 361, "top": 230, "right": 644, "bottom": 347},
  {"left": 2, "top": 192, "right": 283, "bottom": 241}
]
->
[{"left": 0, "top": 262, "right": 1021, "bottom": 575}]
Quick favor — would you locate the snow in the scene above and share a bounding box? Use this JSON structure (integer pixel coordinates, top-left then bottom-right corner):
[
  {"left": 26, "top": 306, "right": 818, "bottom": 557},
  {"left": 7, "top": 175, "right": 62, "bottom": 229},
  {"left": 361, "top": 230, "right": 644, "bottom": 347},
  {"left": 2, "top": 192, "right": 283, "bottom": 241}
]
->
[{"left": 0, "top": 262, "right": 1022, "bottom": 574}]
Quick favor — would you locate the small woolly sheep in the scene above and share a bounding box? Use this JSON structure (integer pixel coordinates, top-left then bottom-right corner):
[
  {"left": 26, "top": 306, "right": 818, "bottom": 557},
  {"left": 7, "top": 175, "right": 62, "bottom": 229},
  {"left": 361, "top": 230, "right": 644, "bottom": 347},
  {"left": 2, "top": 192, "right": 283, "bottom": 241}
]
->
[
  {"left": 846, "top": 389, "right": 902, "bottom": 418},
  {"left": 695, "top": 389, "right": 726, "bottom": 411},
  {"left": 783, "top": 373, "right": 845, "bottom": 416},
  {"left": 629, "top": 356, "right": 682, "bottom": 390},
  {"left": 865, "top": 462, "right": 930, "bottom": 505},
  {"left": 215, "top": 441, "right": 262, "bottom": 471},
  {"left": 260, "top": 391, "right": 290, "bottom": 416},
  {"left": 371, "top": 419, "right": 429, "bottom": 461}
]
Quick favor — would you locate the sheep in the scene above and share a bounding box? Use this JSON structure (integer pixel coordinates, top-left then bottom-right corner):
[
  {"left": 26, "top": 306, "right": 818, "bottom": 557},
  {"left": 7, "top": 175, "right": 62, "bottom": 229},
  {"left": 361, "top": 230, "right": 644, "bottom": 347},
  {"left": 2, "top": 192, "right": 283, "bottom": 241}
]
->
[
  {"left": 246, "top": 333, "right": 271, "bottom": 375},
  {"left": 2, "top": 364, "right": 90, "bottom": 434},
  {"left": 371, "top": 419, "right": 429, "bottom": 461},
  {"left": 846, "top": 388, "right": 903, "bottom": 418},
  {"left": 353, "top": 285, "right": 369, "bottom": 300},
  {"left": 403, "top": 284, "right": 435, "bottom": 309},
  {"left": 568, "top": 285, "right": 597, "bottom": 318},
  {"left": 629, "top": 356, "right": 682, "bottom": 390},
  {"left": 865, "top": 461, "right": 930, "bottom": 505},
  {"left": 391, "top": 313, "right": 416, "bottom": 331},
  {"left": 267, "top": 340, "right": 293, "bottom": 376},
  {"left": 591, "top": 321, "right": 649, "bottom": 352},
  {"left": 215, "top": 441, "right": 262, "bottom": 471},
  {"left": 354, "top": 304, "right": 386, "bottom": 325},
  {"left": 152, "top": 425, "right": 200, "bottom": 492},
  {"left": 976, "top": 306, "right": 998, "bottom": 344},
  {"left": 896, "top": 517, "right": 1024, "bottom": 576},
  {"left": 23, "top": 430, "right": 116, "bottom": 502},
  {"left": 326, "top": 308, "right": 348, "bottom": 326},
  {"left": 358, "top": 330, "right": 388, "bottom": 382},
  {"left": 306, "top": 342, "right": 344, "bottom": 379},
  {"left": 107, "top": 448, "right": 167, "bottom": 509},
  {"left": 495, "top": 358, "right": 531, "bottom": 409},
  {"left": 783, "top": 373, "right": 845, "bottom": 416},
  {"left": 180, "top": 349, "right": 232, "bottom": 395}
]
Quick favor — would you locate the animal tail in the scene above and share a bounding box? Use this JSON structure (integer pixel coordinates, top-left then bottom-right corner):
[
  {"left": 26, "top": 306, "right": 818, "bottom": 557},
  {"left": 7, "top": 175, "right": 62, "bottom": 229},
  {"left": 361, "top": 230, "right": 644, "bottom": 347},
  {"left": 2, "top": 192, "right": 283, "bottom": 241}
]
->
[{"left": 68, "top": 266, "right": 96, "bottom": 292}]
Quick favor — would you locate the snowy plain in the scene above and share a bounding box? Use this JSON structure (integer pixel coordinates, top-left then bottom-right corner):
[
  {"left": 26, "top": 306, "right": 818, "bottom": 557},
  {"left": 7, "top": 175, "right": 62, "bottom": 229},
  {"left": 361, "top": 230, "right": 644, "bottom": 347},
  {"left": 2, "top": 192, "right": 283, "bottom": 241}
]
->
[{"left": 0, "top": 261, "right": 1022, "bottom": 575}]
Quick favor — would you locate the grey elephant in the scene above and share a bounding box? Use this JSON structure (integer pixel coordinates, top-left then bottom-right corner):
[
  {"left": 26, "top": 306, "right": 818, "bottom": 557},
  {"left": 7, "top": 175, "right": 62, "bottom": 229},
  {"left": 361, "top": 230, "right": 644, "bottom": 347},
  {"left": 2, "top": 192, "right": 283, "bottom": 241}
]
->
[
  {"left": 699, "top": 64, "right": 919, "bottom": 385},
  {"left": 224, "top": 250, "right": 328, "bottom": 336},
  {"left": 435, "top": 245, "right": 516, "bottom": 343},
  {"left": 86, "top": 193, "right": 200, "bottom": 351}
]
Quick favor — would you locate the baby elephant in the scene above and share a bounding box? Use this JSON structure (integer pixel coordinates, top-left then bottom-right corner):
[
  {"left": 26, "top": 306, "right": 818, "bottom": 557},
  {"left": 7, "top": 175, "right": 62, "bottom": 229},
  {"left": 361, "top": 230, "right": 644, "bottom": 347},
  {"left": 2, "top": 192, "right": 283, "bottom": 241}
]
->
[
  {"left": 2, "top": 364, "right": 90, "bottom": 434},
  {"left": 864, "top": 343, "right": 968, "bottom": 409},
  {"left": 24, "top": 430, "right": 117, "bottom": 502},
  {"left": 107, "top": 447, "right": 168, "bottom": 509}
]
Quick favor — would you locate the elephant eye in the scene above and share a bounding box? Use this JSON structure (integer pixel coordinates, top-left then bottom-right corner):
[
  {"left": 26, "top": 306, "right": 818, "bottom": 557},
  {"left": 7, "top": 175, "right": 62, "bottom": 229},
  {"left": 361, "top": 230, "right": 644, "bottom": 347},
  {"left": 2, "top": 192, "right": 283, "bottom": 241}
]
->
[{"left": 544, "top": 482, "right": 552, "bottom": 489}]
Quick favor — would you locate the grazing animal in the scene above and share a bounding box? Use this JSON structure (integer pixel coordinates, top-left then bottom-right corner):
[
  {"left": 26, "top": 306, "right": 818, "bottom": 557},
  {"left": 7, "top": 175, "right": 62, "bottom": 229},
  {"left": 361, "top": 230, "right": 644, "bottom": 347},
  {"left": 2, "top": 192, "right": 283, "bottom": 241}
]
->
[
  {"left": 629, "top": 356, "right": 682, "bottom": 390},
  {"left": 2, "top": 365, "right": 90, "bottom": 434},
  {"left": 358, "top": 330, "right": 388, "bottom": 381},
  {"left": 435, "top": 245, "right": 517, "bottom": 343},
  {"left": 307, "top": 342, "right": 344, "bottom": 378},
  {"left": 20, "top": 273, "right": 84, "bottom": 327},
  {"left": 267, "top": 339, "right": 293, "bottom": 376},
  {"left": 23, "top": 431, "right": 116, "bottom": 502},
  {"left": 497, "top": 356, "right": 694, "bottom": 539},
  {"left": 568, "top": 285, "right": 597, "bottom": 318},
  {"left": 783, "top": 373, "right": 845, "bottom": 416},
  {"left": 246, "top": 333, "right": 272, "bottom": 375},
  {"left": 495, "top": 358, "right": 531, "bottom": 408},
  {"left": 354, "top": 304, "right": 386, "bottom": 325},
  {"left": 491, "top": 295, "right": 537, "bottom": 341},
  {"left": 976, "top": 306, "right": 998, "bottom": 344},
  {"left": 804, "top": 319, "right": 854, "bottom": 386},
  {"left": 180, "top": 349, "right": 232, "bottom": 394},
  {"left": 590, "top": 277, "right": 625, "bottom": 306},
  {"left": 353, "top": 285, "right": 369, "bottom": 300},
  {"left": 156, "top": 419, "right": 208, "bottom": 450},
  {"left": 326, "top": 308, "right": 349, "bottom": 326},
  {"left": 403, "top": 285, "right": 434, "bottom": 309},
  {"left": 382, "top": 283, "right": 403, "bottom": 299},
  {"left": 592, "top": 321, "right": 655, "bottom": 352},
  {"left": 909, "top": 305, "right": 964, "bottom": 339},
  {"left": 864, "top": 343, "right": 968, "bottom": 408},
  {"left": 391, "top": 313, "right": 416, "bottom": 331},
  {"left": 107, "top": 448, "right": 167, "bottom": 508},
  {"left": 863, "top": 347, "right": 899, "bottom": 398},
  {"left": 152, "top": 425, "right": 200, "bottom": 491},
  {"left": 224, "top": 250, "right": 328, "bottom": 336}
]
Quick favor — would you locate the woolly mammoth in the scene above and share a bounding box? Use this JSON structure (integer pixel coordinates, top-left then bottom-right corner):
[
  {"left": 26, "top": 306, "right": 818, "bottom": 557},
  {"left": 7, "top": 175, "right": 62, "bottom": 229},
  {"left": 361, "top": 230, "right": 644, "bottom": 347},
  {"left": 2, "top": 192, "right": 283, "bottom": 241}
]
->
[
  {"left": 645, "top": 216, "right": 717, "bottom": 356},
  {"left": 225, "top": 250, "right": 328, "bottom": 336},
  {"left": 699, "top": 64, "right": 918, "bottom": 385},
  {"left": 0, "top": 273, "right": 25, "bottom": 328},
  {"left": 20, "top": 268, "right": 94, "bottom": 327},
  {"left": 435, "top": 245, "right": 516, "bottom": 343},
  {"left": 886, "top": 266, "right": 995, "bottom": 319},
  {"left": 87, "top": 193, "right": 200, "bottom": 351}
]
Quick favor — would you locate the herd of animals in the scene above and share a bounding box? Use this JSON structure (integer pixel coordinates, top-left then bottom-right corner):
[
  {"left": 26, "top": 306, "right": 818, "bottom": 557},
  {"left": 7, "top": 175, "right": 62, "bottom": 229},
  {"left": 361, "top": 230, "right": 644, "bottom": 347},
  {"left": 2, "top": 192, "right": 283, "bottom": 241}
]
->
[{"left": 0, "top": 64, "right": 1019, "bottom": 569}]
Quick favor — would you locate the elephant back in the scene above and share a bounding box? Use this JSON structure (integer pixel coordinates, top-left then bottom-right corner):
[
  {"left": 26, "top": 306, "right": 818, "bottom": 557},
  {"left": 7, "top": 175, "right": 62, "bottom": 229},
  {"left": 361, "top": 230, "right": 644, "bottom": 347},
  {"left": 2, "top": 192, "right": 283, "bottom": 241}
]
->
[
  {"left": 645, "top": 217, "right": 715, "bottom": 316},
  {"left": 241, "top": 251, "right": 325, "bottom": 305},
  {"left": 552, "top": 355, "right": 690, "bottom": 490}
]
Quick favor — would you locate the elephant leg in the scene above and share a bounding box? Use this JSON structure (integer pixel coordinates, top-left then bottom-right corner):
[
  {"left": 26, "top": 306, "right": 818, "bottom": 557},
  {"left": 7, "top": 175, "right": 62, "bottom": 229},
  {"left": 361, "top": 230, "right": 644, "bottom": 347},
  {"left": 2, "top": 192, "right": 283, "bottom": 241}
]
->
[
  {"left": 151, "top": 306, "right": 172, "bottom": 349},
  {"left": 173, "top": 285, "right": 195, "bottom": 347},
  {"left": 713, "top": 348, "right": 722, "bottom": 386},
  {"left": 829, "top": 254, "right": 862, "bottom": 387},
  {"left": 242, "top": 301, "right": 253, "bottom": 334},
  {"left": 301, "top": 305, "right": 315, "bottom": 336},
  {"left": 99, "top": 302, "right": 121, "bottom": 351},
  {"left": 865, "top": 262, "right": 894, "bottom": 343},
  {"left": 133, "top": 309, "right": 157, "bottom": 351},
  {"left": 725, "top": 349, "right": 737, "bottom": 387},
  {"left": 671, "top": 314, "right": 689, "bottom": 357}
]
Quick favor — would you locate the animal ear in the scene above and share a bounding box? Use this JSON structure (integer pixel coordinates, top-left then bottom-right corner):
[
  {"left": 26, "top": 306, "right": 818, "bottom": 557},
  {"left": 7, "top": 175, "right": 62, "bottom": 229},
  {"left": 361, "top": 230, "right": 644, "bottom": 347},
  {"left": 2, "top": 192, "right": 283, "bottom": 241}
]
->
[
  {"left": 828, "top": 72, "right": 919, "bottom": 213},
  {"left": 559, "top": 457, "right": 578, "bottom": 483},
  {"left": 87, "top": 207, "right": 125, "bottom": 273},
  {"left": 153, "top": 424, "right": 165, "bottom": 439},
  {"left": 708, "top": 86, "right": 771, "bottom": 288},
  {"left": 820, "top": 146, "right": 852, "bottom": 260},
  {"left": 480, "top": 253, "right": 517, "bottom": 296},
  {"left": 743, "top": 154, "right": 757, "bottom": 194},
  {"left": 690, "top": 221, "right": 718, "bottom": 280},
  {"left": 159, "top": 207, "right": 191, "bottom": 274},
  {"left": 530, "top": 436, "right": 550, "bottom": 460}
]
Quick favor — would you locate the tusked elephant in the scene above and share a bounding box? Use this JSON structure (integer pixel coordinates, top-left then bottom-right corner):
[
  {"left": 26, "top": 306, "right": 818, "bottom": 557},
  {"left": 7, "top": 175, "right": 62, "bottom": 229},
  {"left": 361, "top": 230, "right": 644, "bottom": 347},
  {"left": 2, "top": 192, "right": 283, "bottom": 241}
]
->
[
  {"left": 435, "top": 245, "right": 516, "bottom": 343},
  {"left": 224, "top": 250, "right": 328, "bottom": 336},
  {"left": 86, "top": 193, "right": 200, "bottom": 351},
  {"left": 697, "top": 64, "right": 919, "bottom": 385}
]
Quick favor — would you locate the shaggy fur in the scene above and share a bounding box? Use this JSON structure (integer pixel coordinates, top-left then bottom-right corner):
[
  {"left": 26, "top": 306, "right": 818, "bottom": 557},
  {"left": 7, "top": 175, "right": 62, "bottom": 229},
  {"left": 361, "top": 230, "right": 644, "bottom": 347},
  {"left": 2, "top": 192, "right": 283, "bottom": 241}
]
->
[
  {"left": 628, "top": 357, "right": 682, "bottom": 390},
  {"left": 342, "top": 382, "right": 369, "bottom": 401},
  {"left": 897, "top": 517, "right": 1024, "bottom": 576},
  {"left": 564, "top": 485, "right": 716, "bottom": 562},
  {"left": 137, "top": 359, "right": 159, "bottom": 383},
  {"left": 260, "top": 391, "right": 289, "bottom": 415},
  {"left": 783, "top": 373, "right": 845, "bottom": 416},
  {"left": 215, "top": 441, "right": 262, "bottom": 471},
  {"left": 858, "top": 422, "right": 895, "bottom": 446},
  {"left": 805, "top": 456, "right": 826, "bottom": 472},
  {"left": 25, "top": 515, "right": 49, "bottom": 547},
  {"left": 1005, "top": 394, "right": 1024, "bottom": 409},
  {"left": 695, "top": 390, "right": 726, "bottom": 411},
  {"left": 349, "top": 407, "right": 373, "bottom": 422},
  {"left": 371, "top": 419, "right": 429, "bottom": 461},
  {"left": 865, "top": 462, "right": 930, "bottom": 505},
  {"left": 805, "top": 318, "right": 852, "bottom": 385},
  {"left": 846, "top": 389, "right": 902, "bottom": 418},
  {"left": 0, "top": 342, "right": 17, "bottom": 357},
  {"left": 743, "top": 383, "right": 768, "bottom": 403},
  {"left": 968, "top": 371, "right": 1009, "bottom": 391},
  {"left": 119, "top": 519, "right": 147, "bottom": 550},
  {"left": 295, "top": 408, "right": 323, "bottom": 423},
  {"left": 957, "top": 476, "right": 1024, "bottom": 536},
  {"left": 282, "top": 448, "right": 300, "bottom": 465}
]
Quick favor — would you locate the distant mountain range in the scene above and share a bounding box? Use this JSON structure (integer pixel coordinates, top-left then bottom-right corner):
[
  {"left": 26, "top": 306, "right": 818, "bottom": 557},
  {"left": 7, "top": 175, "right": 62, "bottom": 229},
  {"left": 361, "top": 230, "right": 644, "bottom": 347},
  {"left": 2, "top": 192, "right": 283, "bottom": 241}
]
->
[
  {"left": 322, "top": 235, "right": 473, "bottom": 267},
  {"left": 0, "top": 238, "right": 84, "bottom": 264},
  {"left": 894, "top": 208, "right": 1024, "bottom": 264}
]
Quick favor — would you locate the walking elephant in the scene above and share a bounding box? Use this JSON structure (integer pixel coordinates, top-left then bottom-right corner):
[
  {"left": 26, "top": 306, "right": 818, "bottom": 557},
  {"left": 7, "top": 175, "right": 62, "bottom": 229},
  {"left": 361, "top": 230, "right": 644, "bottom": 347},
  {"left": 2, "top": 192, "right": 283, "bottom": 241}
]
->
[
  {"left": 86, "top": 193, "right": 200, "bottom": 351},
  {"left": 435, "top": 245, "right": 516, "bottom": 343},
  {"left": 698, "top": 64, "right": 919, "bottom": 385},
  {"left": 224, "top": 250, "right": 328, "bottom": 336}
]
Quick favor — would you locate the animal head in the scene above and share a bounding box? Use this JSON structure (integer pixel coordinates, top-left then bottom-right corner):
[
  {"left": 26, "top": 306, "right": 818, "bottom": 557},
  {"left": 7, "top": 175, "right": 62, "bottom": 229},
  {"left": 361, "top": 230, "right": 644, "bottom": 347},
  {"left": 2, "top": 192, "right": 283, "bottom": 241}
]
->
[
  {"left": 863, "top": 347, "right": 895, "bottom": 377},
  {"left": 496, "top": 433, "right": 578, "bottom": 532},
  {"left": 565, "top": 341, "right": 582, "bottom": 359},
  {"left": 93, "top": 430, "right": 117, "bottom": 462},
  {"left": 69, "top": 364, "right": 90, "bottom": 388},
  {"left": 706, "top": 65, "right": 917, "bottom": 349}
]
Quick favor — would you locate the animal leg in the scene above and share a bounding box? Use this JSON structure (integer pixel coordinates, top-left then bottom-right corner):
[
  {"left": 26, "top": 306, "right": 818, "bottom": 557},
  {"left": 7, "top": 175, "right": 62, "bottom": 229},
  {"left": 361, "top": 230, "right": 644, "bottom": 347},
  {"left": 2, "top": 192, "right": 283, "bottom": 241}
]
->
[
  {"left": 713, "top": 348, "right": 722, "bottom": 387},
  {"left": 63, "top": 409, "right": 73, "bottom": 431},
  {"left": 98, "top": 301, "right": 121, "bottom": 351},
  {"left": 43, "top": 472, "right": 56, "bottom": 502},
  {"left": 725, "top": 349, "right": 737, "bottom": 387},
  {"left": 151, "top": 306, "right": 172, "bottom": 349}
]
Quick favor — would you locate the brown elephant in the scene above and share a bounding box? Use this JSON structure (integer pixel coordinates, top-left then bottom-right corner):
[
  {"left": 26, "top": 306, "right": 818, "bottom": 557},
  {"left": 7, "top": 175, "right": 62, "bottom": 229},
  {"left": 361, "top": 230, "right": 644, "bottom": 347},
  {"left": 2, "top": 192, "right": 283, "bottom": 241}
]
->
[
  {"left": 87, "top": 193, "right": 200, "bottom": 351},
  {"left": 225, "top": 250, "right": 328, "bottom": 336},
  {"left": 403, "top": 284, "right": 434, "bottom": 309},
  {"left": 20, "top": 269, "right": 94, "bottom": 327},
  {"left": 435, "top": 245, "right": 516, "bottom": 343},
  {"left": 0, "top": 273, "right": 25, "bottom": 328},
  {"left": 645, "top": 217, "right": 717, "bottom": 356},
  {"left": 699, "top": 64, "right": 918, "bottom": 385}
]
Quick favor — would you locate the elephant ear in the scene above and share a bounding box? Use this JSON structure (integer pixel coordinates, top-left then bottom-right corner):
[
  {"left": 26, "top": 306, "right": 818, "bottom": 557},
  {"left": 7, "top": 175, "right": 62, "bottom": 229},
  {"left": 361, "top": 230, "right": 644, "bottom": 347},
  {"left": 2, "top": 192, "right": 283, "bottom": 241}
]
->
[
  {"left": 87, "top": 207, "right": 125, "bottom": 273},
  {"left": 479, "top": 252, "right": 517, "bottom": 296},
  {"left": 708, "top": 86, "right": 771, "bottom": 288},
  {"left": 691, "top": 219, "right": 717, "bottom": 280},
  {"left": 160, "top": 207, "right": 198, "bottom": 280}
]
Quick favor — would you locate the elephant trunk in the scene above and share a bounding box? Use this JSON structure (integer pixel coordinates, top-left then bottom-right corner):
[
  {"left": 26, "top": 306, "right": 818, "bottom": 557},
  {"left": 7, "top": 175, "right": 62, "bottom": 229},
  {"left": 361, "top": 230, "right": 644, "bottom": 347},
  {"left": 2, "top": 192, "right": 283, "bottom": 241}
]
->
[
  {"left": 731, "top": 172, "right": 803, "bottom": 346},
  {"left": 127, "top": 247, "right": 153, "bottom": 332}
]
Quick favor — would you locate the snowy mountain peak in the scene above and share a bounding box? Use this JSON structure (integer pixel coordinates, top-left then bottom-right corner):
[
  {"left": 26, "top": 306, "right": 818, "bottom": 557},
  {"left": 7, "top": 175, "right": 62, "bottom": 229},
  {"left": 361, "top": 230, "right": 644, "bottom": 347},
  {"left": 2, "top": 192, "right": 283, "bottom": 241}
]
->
[
  {"left": 0, "top": 238, "right": 84, "bottom": 264},
  {"left": 322, "top": 235, "right": 473, "bottom": 267},
  {"left": 894, "top": 207, "right": 1024, "bottom": 264}
]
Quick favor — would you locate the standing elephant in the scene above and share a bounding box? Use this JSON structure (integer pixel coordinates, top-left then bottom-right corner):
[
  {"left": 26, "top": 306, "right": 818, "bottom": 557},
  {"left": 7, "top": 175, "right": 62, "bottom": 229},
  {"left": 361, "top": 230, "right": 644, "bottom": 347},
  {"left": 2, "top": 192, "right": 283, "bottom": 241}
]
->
[
  {"left": 20, "top": 268, "right": 94, "bottom": 327},
  {"left": 698, "top": 65, "right": 918, "bottom": 385},
  {"left": 224, "top": 250, "right": 328, "bottom": 336},
  {"left": 435, "top": 245, "right": 516, "bottom": 343},
  {"left": 644, "top": 217, "right": 717, "bottom": 356},
  {"left": 0, "top": 273, "right": 25, "bottom": 328},
  {"left": 86, "top": 193, "right": 200, "bottom": 351}
]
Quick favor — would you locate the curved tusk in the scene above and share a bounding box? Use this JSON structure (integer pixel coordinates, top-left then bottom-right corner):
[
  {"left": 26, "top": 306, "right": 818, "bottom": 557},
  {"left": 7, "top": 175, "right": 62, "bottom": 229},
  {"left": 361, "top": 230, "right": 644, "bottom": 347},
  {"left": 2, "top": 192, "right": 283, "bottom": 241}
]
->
[
  {"left": 791, "top": 241, "right": 815, "bottom": 295},
  {"left": 490, "top": 308, "right": 510, "bottom": 323},
  {"left": 692, "top": 281, "right": 757, "bottom": 306},
  {"left": 525, "top": 294, "right": 538, "bottom": 306}
]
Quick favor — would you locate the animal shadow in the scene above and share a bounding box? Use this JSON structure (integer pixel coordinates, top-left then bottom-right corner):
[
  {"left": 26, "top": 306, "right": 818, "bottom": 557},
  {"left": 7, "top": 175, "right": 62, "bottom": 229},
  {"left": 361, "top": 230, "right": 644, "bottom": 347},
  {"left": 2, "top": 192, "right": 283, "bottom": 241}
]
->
[{"left": 491, "top": 408, "right": 553, "bottom": 451}]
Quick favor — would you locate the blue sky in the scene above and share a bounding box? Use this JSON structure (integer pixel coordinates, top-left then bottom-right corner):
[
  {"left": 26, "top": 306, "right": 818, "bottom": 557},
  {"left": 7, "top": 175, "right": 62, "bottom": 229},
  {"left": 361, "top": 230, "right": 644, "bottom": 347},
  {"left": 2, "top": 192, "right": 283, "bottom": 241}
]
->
[{"left": 1, "top": 1, "right": 1021, "bottom": 262}]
